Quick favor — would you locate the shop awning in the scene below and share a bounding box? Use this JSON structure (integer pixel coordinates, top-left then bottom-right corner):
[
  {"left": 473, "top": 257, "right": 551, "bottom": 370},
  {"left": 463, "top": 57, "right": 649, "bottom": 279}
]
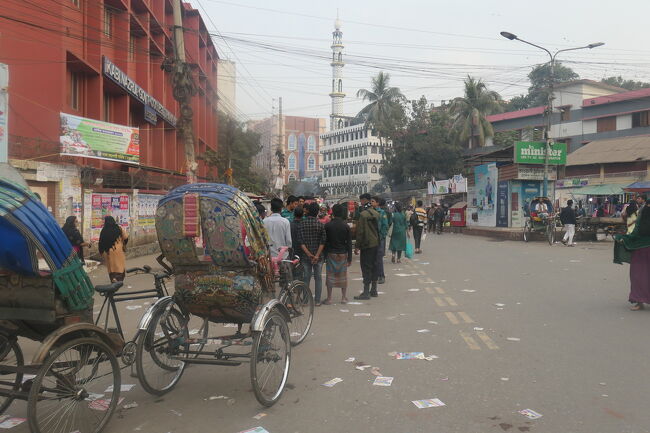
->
[
  {"left": 573, "top": 184, "right": 626, "bottom": 195},
  {"left": 625, "top": 181, "right": 650, "bottom": 193}
]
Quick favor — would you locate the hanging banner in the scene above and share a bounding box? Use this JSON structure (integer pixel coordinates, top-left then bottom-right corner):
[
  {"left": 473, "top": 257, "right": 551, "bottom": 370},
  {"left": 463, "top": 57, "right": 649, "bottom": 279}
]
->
[
  {"left": 60, "top": 113, "right": 140, "bottom": 164},
  {"left": 450, "top": 174, "right": 467, "bottom": 193},
  {"left": 496, "top": 181, "right": 509, "bottom": 227},
  {"left": 433, "top": 179, "right": 450, "bottom": 194}
]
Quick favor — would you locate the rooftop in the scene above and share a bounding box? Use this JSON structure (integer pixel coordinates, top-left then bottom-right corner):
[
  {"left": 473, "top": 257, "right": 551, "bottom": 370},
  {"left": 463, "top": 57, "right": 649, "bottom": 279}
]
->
[
  {"left": 567, "top": 135, "right": 650, "bottom": 166},
  {"left": 486, "top": 106, "right": 545, "bottom": 123},
  {"left": 582, "top": 87, "right": 650, "bottom": 107}
]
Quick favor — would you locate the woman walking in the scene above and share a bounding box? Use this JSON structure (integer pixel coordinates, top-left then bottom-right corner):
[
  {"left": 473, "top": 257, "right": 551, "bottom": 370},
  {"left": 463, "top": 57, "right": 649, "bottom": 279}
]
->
[
  {"left": 390, "top": 203, "right": 407, "bottom": 263},
  {"left": 62, "top": 216, "right": 91, "bottom": 263},
  {"left": 323, "top": 204, "right": 352, "bottom": 304},
  {"left": 98, "top": 216, "right": 129, "bottom": 282},
  {"left": 614, "top": 198, "right": 650, "bottom": 310}
]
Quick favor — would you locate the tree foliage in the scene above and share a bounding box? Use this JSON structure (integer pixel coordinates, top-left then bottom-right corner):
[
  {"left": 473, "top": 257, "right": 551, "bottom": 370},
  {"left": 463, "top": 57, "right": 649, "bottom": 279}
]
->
[
  {"left": 527, "top": 62, "right": 579, "bottom": 107},
  {"left": 601, "top": 76, "right": 650, "bottom": 91},
  {"left": 356, "top": 71, "right": 407, "bottom": 143},
  {"left": 381, "top": 97, "right": 462, "bottom": 190},
  {"left": 450, "top": 76, "right": 502, "bottom": 147},
  {"left": 199, "top": 112, "right": 265, "bottom": 193}
]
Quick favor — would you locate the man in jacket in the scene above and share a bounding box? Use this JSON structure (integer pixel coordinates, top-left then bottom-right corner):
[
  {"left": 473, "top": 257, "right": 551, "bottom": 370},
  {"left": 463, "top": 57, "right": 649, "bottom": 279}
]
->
[
  {"left": 373, "top": 197, "right": 389, "bottom": 285},
  {"left": 282, "top": 195, "right": 299, "bottom": 221},
  {"left": 560, "top": 199, "right": 577, "bottom": 247},
  {"left": 354, "top": 195, "right": 380, "bottom": 300}
]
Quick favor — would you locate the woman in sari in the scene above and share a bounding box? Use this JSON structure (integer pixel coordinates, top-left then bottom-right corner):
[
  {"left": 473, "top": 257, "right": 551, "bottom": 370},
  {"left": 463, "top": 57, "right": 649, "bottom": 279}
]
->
[
  {"left": 389, "top": 203, "right": 407, "bottom": 263},
  {"left": 62, "top": 216, "right": 91, "bottom": 263},
  {"left": 98, "top": 216, "right": 129, "bottom": 282},
  {"left": 614, "top": 199, "right": 650, "bottom": 310}
]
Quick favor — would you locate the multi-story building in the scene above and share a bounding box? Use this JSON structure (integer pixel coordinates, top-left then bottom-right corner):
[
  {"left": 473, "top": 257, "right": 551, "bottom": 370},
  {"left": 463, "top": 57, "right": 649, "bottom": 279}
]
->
[
  {"left": 217, "top": 59, "right": 237, "bottom": 118},
  {"left": 1, "top": 0, "right": 220, "bottom": 249},
  {"left": 319, "top": 16, "right": 387, "bottom": 199}
]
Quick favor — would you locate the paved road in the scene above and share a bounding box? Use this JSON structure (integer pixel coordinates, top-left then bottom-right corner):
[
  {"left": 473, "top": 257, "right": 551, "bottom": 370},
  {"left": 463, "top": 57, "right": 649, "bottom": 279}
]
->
[{"left": 8, "top": 233, "right": 649, "bottom": 433}]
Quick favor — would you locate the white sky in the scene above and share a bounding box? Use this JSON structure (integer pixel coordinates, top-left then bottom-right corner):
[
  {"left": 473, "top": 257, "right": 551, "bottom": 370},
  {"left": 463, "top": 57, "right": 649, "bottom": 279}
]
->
[{"left": 196, "top": 0, "right": 650, "bottom": 121}]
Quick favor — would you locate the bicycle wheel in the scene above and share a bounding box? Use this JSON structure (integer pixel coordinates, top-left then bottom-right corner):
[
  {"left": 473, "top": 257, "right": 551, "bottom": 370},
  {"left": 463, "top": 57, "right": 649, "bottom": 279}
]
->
[
  {"left": 250, "top": 310, "right": 291, "bottom": 407},
  {"left": 280, "top": 280, "right": 314, "bottom": 346},
  {"left": 136, "top": 305, "right": 188, "bottom": 396},
  {"left": 28, "top": 337, "right": 120, "bottom": 433},
  {"left": 0, "top": 334, "right": 23, "bottom": 415},
  {"left": 547, "top": 222, "right": 555, "bottom": 245},
  {"left": 523, "top": 220, "right": 532, "bottom": 242}
]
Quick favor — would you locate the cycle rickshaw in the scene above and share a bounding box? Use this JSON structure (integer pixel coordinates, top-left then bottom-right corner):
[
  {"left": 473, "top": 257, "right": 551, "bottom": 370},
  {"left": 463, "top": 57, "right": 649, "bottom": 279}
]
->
[
  {"left": 134, "top": 183, "right": 312, "bottom": 407},
  {"left": 523, "top": 197, "right": 557, "bottom": 245},
  {"left": 0, "top": 173, "right": 124, "bottom": 433}
]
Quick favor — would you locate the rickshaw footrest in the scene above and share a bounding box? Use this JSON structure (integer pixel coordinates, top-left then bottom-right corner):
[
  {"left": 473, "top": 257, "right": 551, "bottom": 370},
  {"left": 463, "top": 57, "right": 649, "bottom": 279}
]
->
[{"left": 173, "top": 357, "right": 242, "bottom": 366}]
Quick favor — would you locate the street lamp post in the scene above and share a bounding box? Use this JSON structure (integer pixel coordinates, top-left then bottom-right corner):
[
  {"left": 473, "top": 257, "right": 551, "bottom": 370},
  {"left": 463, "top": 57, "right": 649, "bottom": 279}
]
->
[{"left": 500, "top": 32, "right": 604, "bottom": 198}]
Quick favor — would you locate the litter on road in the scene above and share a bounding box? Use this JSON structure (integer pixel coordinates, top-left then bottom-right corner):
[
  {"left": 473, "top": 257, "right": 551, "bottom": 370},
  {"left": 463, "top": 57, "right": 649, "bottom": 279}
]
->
[
  {"left": 416, "top": 329, "right": 430, "bottom": 333},
  {"left": 340, "top": 309, "right": 350, "bottom": 312},
  {"left": 373, "top": 376, "right": 393, "bottom": 386},
  {"left": 347, "top": 302, "right": 363, "bottom": 305},
  {"left": 170, "top": 409, "right": 183, "bottom": 416},
  {"left": 0, "top": 416, "right": 26, "bottom": 429},
  {"left": 473, "top": 327, "right": 484, "bottom": 331},
  {"left": 125, "top": 305, "right": 142, "bottom": 310},
  {"left": 322, "top": 378, "right": 343, "bottom": 387},
  {"left": 461, "top": 289, "right": 476, "bottom": 293},
  {"left": 105, "top": 384, "right": 135, "bottom": 393},
  {"left": 500, "top": 377, "right": 509, "bottom": 381},
  {"left": 412, "top": 398, "right": 445, "bottom": 408},
  {"left": 408, "top": 288, "right": 420, "bottom": 292},
  {"left": 424, "top": 355, "right": 439, "bottom": 361},
  {"left": 209, "top": 395, "right": 228, "bottom": 400},
  {"left": 355, "top": 364, "right": 372, "bottom": 371},
  {"left": 494, "top": 303, "right": 506, "bottom": 307},
  {"left": 354, "top": 313, "right": 371, "bottom": 317},
  {"left": 237, "top": 427, "right": 270, "bottom": 433},
  {"left": 518, "top": 409, "right": 543, "bottom": 419},
  {"left": 123, "top": 402, "right": 139, "bottom": 410},
  {"left": 395, "top": 273, "right": 419, "bottom": 277},
  {"left": 89, "top": 397, "right": 124, "bottom": 411},
  {"left": 392, "top": 352, "right": 425, "bottom": 360},
  {"left": 253, "top": 413, "right": 267, "bottom": 420},
  {"left": 506, "top": 337, "right": 521, "bottom": 342},
  {"left": 428, "top": 321, "right": 439, "bottom": 325},
  {"left": 345, "top": 357, "right": 355, "bottom": 362},
  {"left": 370, "top": 367, "right": 382, "bottom": 376}
]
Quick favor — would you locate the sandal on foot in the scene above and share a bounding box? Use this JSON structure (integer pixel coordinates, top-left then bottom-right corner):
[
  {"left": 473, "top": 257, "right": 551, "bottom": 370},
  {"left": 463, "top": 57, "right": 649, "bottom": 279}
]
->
[
  {"left": 322, "top": 299, "right": 332, "bottom": 305},
  {"left": 631, "top": 303, "right": 644, "bottom": 311},
  {"left": 341, "top": 298, "right": 348, "bottom": 304}
]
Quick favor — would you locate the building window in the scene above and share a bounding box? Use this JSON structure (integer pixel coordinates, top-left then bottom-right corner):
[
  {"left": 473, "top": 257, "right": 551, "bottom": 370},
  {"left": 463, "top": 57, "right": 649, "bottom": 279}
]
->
[
  {"left": 288, "top": 173, "right": 296, "bottom": 182},
  {"left": 371, "top": 146, "right": 377, "bottom": 154},
  {"left": 103, "top": 93, "right": 111, "bottom": 122},
  {"left": 371, "top": 166, "right": 377, "bottom": 174},
  {"left": 632, "top": 111, "right": 650, "bottom": 128},
  {"left": 288, "top": 134, "right": 297, "bottom": 150},
  {"left": 364, "top": 165, "right": 367, "bottom": 173},
  {"left": 288, "top": 153, "right": 296, "bottom": 170},
  {"left": 71, "top": 0, "right": 80, "bottom": 7},
  {"left": 103, "top": 7, "right": 113, "bottom": 38},
  {"left": 308, "top": 155, "right": 315, "bottom": 171},
  {"left": 129, "top": 36, "right": 136, "bottom": 60},
  {"left": 69, "top": 71, "right": 81, "bottom": 110},
  {"left": 597, "top": 116, "right": 616, "bottom": 133},
  {"left": 307, "top": 135, "right": 316, "bottom": 151},
  {"left": 338, "top": 79, "right": 342, "bottom": 92},
  {"left": 559, "top": 106, "right": 571, "bottom": 122}
]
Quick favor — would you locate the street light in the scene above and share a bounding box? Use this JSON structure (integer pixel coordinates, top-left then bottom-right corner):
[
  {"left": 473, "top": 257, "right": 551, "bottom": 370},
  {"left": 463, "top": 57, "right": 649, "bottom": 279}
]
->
[{"left": 500, "top": 31, "right": 604, "bottom": 197}]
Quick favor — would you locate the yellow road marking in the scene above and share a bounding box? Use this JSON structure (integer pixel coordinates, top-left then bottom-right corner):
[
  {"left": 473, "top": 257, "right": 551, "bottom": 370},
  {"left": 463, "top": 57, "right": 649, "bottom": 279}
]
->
[
  {"left": 475, "top": 331, "right": 499, "bottom": 350},
  {"left": 445, "top": 297, "right": 457, "bottom": 306},
  {"left": 434, "top": 297, "right": 447, "bottom": 307},
  {"left": 445, "top": 312, "right": 459, "bottom": 324},
  {"left": 460, "top": 331, "right": 481, "bottom": 350},
  {"left": 435, "top": 287, "right": 445, "bottom": 294},
  {"left": 457, "top": 311, "right": 474, "bottom": 323}
]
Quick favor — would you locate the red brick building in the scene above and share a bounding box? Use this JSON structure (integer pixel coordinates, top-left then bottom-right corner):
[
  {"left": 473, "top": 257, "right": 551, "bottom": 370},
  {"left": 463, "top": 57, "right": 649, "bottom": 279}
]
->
[{"left": 1, "top": 0, "right": 220, "bottom": 244}]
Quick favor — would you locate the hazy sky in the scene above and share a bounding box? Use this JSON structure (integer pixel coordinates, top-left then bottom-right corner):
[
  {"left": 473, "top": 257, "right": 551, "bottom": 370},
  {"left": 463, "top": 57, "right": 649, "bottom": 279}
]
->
[{"left": 198, "top": 0, "right": 650, "bottom": 122}]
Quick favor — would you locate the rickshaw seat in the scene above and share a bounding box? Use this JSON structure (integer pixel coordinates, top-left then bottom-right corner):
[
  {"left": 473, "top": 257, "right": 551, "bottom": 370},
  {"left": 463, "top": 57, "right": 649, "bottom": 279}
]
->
[{"left": 95, "top": 282, "right": 123, "bottom": 295}]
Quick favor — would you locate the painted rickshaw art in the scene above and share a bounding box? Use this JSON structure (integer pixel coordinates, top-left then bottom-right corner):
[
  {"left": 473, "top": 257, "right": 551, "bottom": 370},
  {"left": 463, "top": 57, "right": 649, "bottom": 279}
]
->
[
  {"left": 0, "top": 169, "right": 124, "bottom": 433},
  {"left": 522, "top": 197, "right": 557, "bottom": 245},
  {"left": 134, "top": 183, "right": 311, "bottom": 407}
]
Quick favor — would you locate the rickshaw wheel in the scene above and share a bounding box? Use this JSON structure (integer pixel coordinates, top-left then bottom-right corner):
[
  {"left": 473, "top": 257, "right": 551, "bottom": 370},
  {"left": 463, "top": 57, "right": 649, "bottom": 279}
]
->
[
  {"left": 28, "top": 337, "right": 120, "bottom": 433},
  {"left": 280, "top": 280, "right": 314, "bottom": 346},
  {"left": 523, "top": 220, "right": 532, "bottom": 242},
  {"left": 250, "top": 310, "right": 291, "bottom": 407},
  {"left": 0, "top": 334, "right": 23, "bottom": 415},
  {"left": 547, "top": 222, "right": 555, "bottom": 245},
  {"left": 136, "top": 305, "right": 188, "bottom": 396}
]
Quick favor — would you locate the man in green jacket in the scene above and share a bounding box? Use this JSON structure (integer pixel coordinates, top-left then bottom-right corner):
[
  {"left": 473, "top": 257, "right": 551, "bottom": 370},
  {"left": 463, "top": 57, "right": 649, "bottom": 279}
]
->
[
  {"left": 281, "top": 195, "right": 299, "bottom": 221},
  {"left": 354, "top": 193, "right": 380, "bottom": 300},
  {"left": 374, "top": 197, "right": 390, "bottom": 285}
]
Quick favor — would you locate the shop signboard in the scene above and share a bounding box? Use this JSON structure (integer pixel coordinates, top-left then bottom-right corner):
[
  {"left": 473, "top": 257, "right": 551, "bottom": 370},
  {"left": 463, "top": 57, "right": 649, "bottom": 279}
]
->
[
  {"left": 556, "top": 178, "right": 589, "bottom": 188},
  {"left": 496, "top": 181, "right": 509, "bottom": 227},
  {"left": 515, "top": 141, "right": 566, "bottom": 165},
  {"left": 450, "top": 174, "right": 467, "bottom": 193},
  {"left": 60, "top": 113, "right": 140, "bottom": 164},
  {"left": 517, "top": 166, "right": 557, "bottom": 180}
]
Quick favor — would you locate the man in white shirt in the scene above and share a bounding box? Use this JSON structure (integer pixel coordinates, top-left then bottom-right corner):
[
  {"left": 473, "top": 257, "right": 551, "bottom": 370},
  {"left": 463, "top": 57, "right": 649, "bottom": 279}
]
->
[{"left": 264, "top": 198, "right": 292, "bottom": 259}]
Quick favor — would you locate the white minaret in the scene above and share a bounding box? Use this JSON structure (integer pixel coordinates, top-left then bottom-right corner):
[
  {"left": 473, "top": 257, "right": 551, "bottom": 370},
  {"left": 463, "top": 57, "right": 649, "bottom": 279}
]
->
[{"left": 329, "top": 13, "right": 345, "bottom": 130}]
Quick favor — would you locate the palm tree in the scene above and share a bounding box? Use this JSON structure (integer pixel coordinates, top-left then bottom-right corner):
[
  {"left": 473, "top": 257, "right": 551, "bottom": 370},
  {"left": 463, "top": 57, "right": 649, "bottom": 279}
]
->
[
  {"left": 450, "top": 76, "right": 502, "bottom": 148},
  {"left": 356, "top": 72, "right": 405, "bottom": 144}
]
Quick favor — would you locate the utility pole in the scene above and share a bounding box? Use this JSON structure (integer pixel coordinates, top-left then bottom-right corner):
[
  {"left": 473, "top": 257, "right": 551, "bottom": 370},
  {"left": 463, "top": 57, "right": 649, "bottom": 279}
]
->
[
  {"left": 170, "top": 0, "right": 197, "bottom": 183},
  {"left": 277, "top": 96, "right": 284, "bottom": 198},
  {"left": 0, "top": 64, "right": 8, "bottom": 164}
]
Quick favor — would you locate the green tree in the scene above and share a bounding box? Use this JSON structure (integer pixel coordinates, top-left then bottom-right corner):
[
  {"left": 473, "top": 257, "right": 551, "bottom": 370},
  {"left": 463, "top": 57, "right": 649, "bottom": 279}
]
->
[
  {"left": 381, "top": 97, "right": 462, "bottom": 189},
  {"left": 601, "top": 76, "right": 650, "bottom": 91},
  {"left": 503, "top": 94, "right": 531, "bottom": 112},
  {"left": 199, "top": 112, "right": 265, "bottom": 192},
  {"left": 527, "top": 62, "right": 579, "bottom": 107},
  {"left": 450, "top": 76, "right": 502, "bottom": 148},
  {"left": 356, "top": 71, "right": 406, "bottom": 144}
]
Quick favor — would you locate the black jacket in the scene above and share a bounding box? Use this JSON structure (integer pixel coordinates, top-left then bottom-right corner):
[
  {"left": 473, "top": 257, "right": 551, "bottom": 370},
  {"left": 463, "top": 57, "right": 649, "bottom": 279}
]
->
[{"left": 560, "top": 206, "right": 577, "bottom": 225}]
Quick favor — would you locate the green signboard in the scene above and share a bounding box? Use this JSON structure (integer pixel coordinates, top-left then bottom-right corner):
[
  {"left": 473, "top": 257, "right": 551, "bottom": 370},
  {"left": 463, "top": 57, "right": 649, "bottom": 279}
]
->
[{"left": 514, "top": 141, "right": 566, "bottom": 165}]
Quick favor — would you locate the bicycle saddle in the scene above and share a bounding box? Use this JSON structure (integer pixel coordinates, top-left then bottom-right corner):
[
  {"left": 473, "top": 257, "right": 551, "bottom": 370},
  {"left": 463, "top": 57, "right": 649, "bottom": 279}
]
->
[{"left": 94, "top": 281, "right": 124, "bottom": 294}]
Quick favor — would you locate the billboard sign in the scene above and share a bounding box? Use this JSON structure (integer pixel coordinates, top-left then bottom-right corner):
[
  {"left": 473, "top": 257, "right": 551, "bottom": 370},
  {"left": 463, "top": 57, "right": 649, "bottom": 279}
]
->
[
  {"left": 515, "top": 141, "right": 566, "bottom": 165},
  {"left": 60, "top": 113, "right": 140, "bottom": 164}
]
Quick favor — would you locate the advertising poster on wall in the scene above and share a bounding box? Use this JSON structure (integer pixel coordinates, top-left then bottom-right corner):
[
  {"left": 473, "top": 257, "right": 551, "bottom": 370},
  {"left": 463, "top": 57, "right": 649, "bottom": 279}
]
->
[
  {"left": 474, "top": 163, "right": 498, "bottom": 226},
  {"left": 450, "top": 174, "right": 467, "bottom": 193},
  {"left": 90, "top": 194, "right": 130, "bottom": 241},
  {"left": 60, "top": 113, "right": 140, "bottom": 164},
  {"left": 510, "top": 181, "right": 541, "bottom": 227},
  {"left": 496, "top": 181, "right": 509, "bottom": 227},
  {"left": 138, "top": 194, "right": 163, "bottom": 230}
]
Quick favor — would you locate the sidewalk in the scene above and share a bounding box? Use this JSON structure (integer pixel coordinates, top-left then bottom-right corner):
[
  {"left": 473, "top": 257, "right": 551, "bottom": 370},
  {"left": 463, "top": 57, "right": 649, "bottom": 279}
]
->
[{"left": 451, "top": 225, "right": 601, "bottom": 242}]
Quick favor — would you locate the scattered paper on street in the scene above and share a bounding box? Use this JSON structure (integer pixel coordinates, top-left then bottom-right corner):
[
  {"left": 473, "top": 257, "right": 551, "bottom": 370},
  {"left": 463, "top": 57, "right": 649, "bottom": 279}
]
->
[
  {"left": 518, "top": 409, "right": 543, "bottom": 419},
  {"left": 370, "top": 367, "right": 382, "bottom": 376},
  {"left": 495, "top": 303, "right": 506, "bottom": 307},
  {"left": 322, "top": 378, "right": 343, "bottom": 387},
  {"left": 105, "top": 384, "right": 135, "bottom": 393},
  {"left": 428, "top": 321, "right": 438, "bottom": 325},
  {"left": 224, "top": 323, "right": 238, "bottom": 328},
  {"left": 352, "top": 277, "right": 364, "bottom": 281},
  {"left": 89, "top": 397, "right": 124, "bottom": 411},
  {"left": 461, "top": 289, "right": 476, "bottom": 293},
  {"left": 354, "top": 313, "right": 371, "bottom": 317},
  {"left": 170, "top": 409, "right": 183, "bottom": 416},
  {"left": 345, "top": 357, "right": 355, "bottom": 362},
  {"left": 340, "top": 309, "right": 350, "bottom": 313},
  {"left": 393, "top": 352, "right": 425, "bottom": 360},
  {"left": 355, "top": 364, "right": 372, "bottom": 370},
  {"left": 373, "top": 376, "right": 393, "bottom": 386},
  {"left": 501, "top": 377, "right": 509, "bottom": 381},
  {"left": 395, "top": 273, "right": 419, "bottom": 277},
  {"left": 347, "top": 301, "right": 363, "bottom": 305},
  {"left": 123, "top": 401, "right": 139, "bottom": 409},
  {"left": 408, "top": 288, "right": 420, "bottom": 292},
  {"left": 412, "top": 398, "right": 445, "bottom": 408},
  {"left": 473, "top": 327, "right": 484, "bottom": 331},
  {"left": 209, "top": 395, "right": 228, "bottom": 400},
  {"left": 0, "top": 416, "right": 26, "bottom": 429},
  {"left": 424, "top": 355, "right": 439, "bottom": 360},
  {"left": 238, "top": 427, "right": 270, "bottom": 433},
  {"left": 125, "top": 305, "right": 142, "bottom": 310},
  {"left": 416, "top": 329, "right": 430, "bottom": 333},
  {"left": 253, "top": 413, "right": 267, "bottom": 420},
  {"left": 506, "top": 337, "right": 521, "bottom": 342},
  {"left": 190, "top": 329, "right": 200, "bottom": 335}
]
